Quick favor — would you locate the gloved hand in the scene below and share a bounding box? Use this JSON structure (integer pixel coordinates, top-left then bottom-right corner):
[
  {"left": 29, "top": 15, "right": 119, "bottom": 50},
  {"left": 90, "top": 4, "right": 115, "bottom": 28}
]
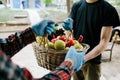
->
[
  {"left": 65, "top": 46, "right": 85, "bottom": 72},
  {"left": 62, "top": 18, "right": 73, "bottom": 30},
  {"left": 32, "top": 19, "right": 55, "bottom": 36}
]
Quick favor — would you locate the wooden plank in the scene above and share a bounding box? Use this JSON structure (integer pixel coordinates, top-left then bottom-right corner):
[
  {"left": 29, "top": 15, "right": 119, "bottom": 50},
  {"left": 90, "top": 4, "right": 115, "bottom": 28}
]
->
[{"left": 14, "top": 15, "right": 28, "bottom": 18}]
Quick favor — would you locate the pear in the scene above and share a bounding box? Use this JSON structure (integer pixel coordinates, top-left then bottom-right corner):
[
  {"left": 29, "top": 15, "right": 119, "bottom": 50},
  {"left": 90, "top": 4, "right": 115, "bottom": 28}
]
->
[
  {"left": 54, "top": 40, "right": 65, "bottom": 50},
  {"left": 74, "top": 43, "right": 83, "bottom": 49},
  {"left": 47, "top": 42, "right": 54, "bottom": 49},
  {"left": 73, "top": 40, "right": 79, "bottom": 44}
]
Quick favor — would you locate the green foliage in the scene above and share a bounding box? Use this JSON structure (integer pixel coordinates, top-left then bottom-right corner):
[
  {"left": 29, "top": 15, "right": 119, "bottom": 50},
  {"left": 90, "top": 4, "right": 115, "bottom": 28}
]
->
[
  {"left": 43, "top": 0, "right": 52, "bottom": 4},
  {"left": 0, "top": 0, "right": 4, "bottom": 2}
]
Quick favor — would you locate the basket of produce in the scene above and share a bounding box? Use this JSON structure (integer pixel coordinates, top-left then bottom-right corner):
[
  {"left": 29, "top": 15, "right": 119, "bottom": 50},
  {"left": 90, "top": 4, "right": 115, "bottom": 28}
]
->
[{"left": 32, "top": 28, "right": 90, "bottom": 70}]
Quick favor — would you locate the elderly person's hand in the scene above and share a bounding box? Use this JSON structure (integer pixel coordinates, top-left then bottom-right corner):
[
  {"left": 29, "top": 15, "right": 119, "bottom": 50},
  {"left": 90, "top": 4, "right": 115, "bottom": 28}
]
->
[
  {"left": 32, "top": 19, "right": 55, "bottom": 36},
  {"left": 65, "top": 46, "right": 85, "bottom": 72}
]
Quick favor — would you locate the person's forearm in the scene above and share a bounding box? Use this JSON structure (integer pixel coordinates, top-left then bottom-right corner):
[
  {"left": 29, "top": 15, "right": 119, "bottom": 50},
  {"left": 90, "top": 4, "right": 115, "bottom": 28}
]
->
[
  {"left": 40, "top": 60, "right": 73, "bottom": 80},
  {"left": 0, "top": 51, "right": 34, "bottom": 80},
  {"left": 0, "top": 51, "right": 73, "bottom": 80},
  {"left": 84, "top": 40, "right": 109, "bottom": 62},
  {"left": 84, "top": 27, "right": 112, "bottom": 62},
  {"left": 0, "top": 27, "right": 36, "bottom": 57}
]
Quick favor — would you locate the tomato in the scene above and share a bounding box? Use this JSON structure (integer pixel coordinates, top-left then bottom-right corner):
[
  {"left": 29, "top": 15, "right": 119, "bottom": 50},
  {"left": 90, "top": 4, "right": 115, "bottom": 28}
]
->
[
  {"left": 66, "top": 39, "right": 74, "bottom": 47},
  {"left": 58, "top": 36, "right": 67, "bottom": 41}
]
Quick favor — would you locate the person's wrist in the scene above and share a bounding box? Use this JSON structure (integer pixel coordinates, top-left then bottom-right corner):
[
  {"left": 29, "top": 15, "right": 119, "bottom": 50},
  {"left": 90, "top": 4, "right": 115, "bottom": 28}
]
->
[
  {"left": 31, "top": 28, "right": 37, "bottom": 37},
  {"left": 84, "top": 55, "right": 87, "bottom": 63},
  {"left": 65, "top": 58, "right": 74, "bottom": 67},
  {"left": 33, "top": 31, "right": 37, "bottom": 37}
]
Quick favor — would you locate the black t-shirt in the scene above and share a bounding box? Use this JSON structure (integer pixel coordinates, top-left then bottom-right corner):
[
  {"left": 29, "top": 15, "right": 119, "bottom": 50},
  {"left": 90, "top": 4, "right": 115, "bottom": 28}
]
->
[{"left": 69, "top": 0, "right": 120, "bottom": 63}]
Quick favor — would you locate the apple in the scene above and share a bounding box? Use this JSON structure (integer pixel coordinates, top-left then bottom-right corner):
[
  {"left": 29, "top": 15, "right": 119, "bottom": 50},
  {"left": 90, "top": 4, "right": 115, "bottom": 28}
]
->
[
  {"left": 54, "top": 26, "right": 58, "bottom": 32},
  {"left": 54, "top": 40, "right": 66, "bottom": 50}
]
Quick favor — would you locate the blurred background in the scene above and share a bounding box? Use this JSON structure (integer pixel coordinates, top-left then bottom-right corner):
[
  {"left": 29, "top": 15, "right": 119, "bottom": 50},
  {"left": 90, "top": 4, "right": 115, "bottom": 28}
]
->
[
  {"left": 0, "top": 0, "right": 120, "bottom": 80},
  {"left": 0, "top": 0, "right": 120, "bottom": 23}
]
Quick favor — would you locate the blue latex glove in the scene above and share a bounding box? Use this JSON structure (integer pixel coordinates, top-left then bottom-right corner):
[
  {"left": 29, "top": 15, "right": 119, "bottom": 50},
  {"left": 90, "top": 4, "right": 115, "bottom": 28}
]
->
[
  {"left": 32, "top": 19, "right": 55, "bottom": 36},
  {"left": 62, "top": 18, "right": 73, "bottom": 30},
  {"left": 65, "top": 46, "right": 85, "bottom": 72}
]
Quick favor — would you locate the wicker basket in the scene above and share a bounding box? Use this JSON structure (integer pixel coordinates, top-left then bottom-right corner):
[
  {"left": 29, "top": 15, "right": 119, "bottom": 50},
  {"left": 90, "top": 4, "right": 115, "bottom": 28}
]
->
[{"left": 32, "top": 42, "right": 90, "bottom": 70}]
